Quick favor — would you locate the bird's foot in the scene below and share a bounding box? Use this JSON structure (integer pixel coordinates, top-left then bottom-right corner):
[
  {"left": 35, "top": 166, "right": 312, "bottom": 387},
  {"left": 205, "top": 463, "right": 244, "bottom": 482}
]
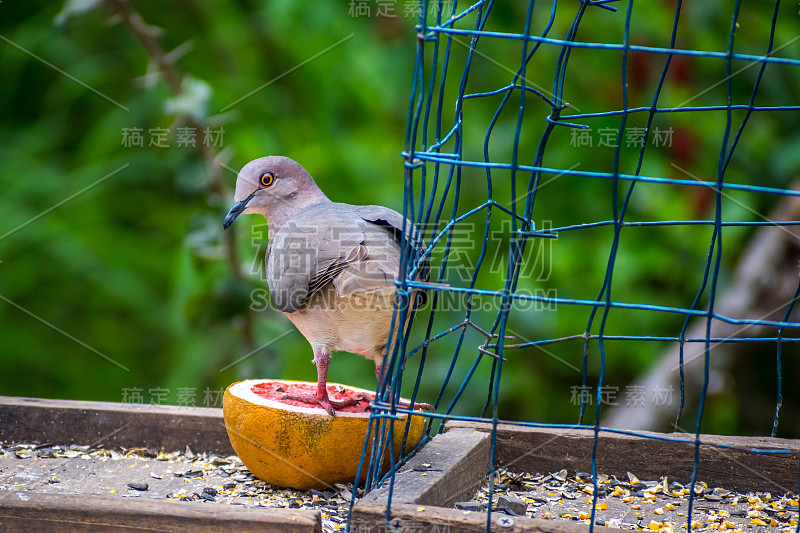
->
[
  {"left": 281, "top": 393, "right": 361, "bottom": 416},
  {"left": 400, "top": 400, "right": 435, "bottom": 412}
]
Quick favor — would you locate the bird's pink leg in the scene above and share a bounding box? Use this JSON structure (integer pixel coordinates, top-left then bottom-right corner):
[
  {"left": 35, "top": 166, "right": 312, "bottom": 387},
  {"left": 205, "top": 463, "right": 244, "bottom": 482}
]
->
[
  {"left": 281, "top": 350, "right": 359, "bottom": 416},
  {"left": 374, "top": 364, "right": 434, "bottom": 412}
]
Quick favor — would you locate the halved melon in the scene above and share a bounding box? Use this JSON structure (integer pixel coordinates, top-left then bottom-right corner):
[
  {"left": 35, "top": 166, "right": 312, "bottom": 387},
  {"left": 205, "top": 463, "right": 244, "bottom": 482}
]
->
[{"left": 222, "top": 379, "right": 426, "bottom": 490}]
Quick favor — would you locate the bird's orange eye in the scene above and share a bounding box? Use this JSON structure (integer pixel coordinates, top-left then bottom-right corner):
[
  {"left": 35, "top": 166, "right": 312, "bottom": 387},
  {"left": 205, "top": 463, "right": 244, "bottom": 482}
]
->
[{"left": 260, "top": 172, "right": 275, "bottom": 187}]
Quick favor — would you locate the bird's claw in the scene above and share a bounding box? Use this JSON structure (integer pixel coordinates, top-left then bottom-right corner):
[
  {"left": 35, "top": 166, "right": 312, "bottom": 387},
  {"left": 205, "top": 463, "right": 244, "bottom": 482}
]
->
[
  {"left": 281, "top": 393, "right": 361, "bottom": 416},
  {"left": 418, "top": 402, "right": 435, "bottom": 412},
  {"left": 407, "top": 401, "right": 435, "bottom": 412}
]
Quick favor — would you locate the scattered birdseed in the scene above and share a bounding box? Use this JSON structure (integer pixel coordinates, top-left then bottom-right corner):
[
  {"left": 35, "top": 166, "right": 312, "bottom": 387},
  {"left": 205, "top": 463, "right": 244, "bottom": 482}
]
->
[
  {"left": 463, "top": 467, "right": 798, "bottom": 531},
  {"left": 0, "top": 441, "right": 354, "bottom": 531}
]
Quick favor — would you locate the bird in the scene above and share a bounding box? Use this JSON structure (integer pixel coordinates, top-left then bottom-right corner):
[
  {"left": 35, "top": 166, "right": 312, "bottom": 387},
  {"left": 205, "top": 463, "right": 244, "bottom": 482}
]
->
[{"left": 223, "top": 156, "right": 431, "bottom": 416}]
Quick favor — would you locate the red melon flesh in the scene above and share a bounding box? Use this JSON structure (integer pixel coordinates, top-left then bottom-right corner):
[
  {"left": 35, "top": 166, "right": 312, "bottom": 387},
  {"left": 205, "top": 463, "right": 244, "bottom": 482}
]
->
[{"left": 250, "top": 381, "right": 374, "bottom": 413}]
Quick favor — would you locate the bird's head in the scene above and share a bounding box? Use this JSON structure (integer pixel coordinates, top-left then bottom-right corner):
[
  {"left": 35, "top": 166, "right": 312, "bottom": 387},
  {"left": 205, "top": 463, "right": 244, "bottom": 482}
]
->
[{"left": 223, "top": 156, "right": 326, "bottom": 229}]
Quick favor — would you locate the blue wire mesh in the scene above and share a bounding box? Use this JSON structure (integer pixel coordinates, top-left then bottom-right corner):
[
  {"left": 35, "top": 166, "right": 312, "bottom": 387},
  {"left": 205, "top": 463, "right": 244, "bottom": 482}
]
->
[{"left": 352, "top": 1, "right": 800, "bottom": 531}]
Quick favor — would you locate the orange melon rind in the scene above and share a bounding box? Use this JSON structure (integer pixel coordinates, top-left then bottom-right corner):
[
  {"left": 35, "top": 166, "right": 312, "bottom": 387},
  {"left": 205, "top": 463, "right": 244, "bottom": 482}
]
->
[{"left": 223, "top": 379, "right": 426, "bottom": 490}]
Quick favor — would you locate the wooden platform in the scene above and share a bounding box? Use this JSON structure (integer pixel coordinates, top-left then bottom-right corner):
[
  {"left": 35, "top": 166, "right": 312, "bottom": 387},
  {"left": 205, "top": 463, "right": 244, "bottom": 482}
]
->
[
  {"left": 2, "top": 396, "right": 799, "bottom": 532},
  {"left": 352, "top": 423, "right": 800, "bottom": 532}
]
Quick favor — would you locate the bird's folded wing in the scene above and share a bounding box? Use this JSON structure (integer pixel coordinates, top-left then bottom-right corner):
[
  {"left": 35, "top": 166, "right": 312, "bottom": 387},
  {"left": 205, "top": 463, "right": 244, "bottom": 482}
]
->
[
  {"left": 267, "top": 203, "right": 429, "bottom": 313},
  {"left": 266, "top": 205, "right": 381, "bottom": 312},
  {"left": 353, "top": 204, "right": 431, "bottom": 300},
  {"left": 352, "top": 205, "right": 422, "bottom": 248}
]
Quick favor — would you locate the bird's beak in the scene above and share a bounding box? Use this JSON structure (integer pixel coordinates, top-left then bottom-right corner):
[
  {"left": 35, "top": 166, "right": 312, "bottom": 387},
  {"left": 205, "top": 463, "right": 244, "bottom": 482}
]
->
[{"left": 223, "top": 190, "right": 257, "bottom": 229}]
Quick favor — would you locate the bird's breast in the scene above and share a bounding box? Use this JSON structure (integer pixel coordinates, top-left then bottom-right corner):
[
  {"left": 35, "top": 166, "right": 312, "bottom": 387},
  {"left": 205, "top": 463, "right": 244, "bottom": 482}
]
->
[{"left": 284, "top": 283, "right": 396, "bottom": 361}]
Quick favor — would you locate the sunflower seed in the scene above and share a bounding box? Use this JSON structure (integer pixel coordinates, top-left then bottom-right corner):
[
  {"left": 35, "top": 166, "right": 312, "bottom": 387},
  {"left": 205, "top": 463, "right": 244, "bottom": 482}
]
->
[
  {"left": 198, "top": 491, "right": 216, "bottom": 502},
  {"left": 497, "top": 495, "right": 527, "bottom": 516},
  {"left": 455, "top": 501, "right": 486, "bottom": 511}
]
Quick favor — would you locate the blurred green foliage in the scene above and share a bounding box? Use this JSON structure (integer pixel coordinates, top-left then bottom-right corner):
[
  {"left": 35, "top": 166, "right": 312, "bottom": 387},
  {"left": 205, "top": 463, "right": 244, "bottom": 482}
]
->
[{"left": 0, "top": 1, "right": 798, "bottom": 437}]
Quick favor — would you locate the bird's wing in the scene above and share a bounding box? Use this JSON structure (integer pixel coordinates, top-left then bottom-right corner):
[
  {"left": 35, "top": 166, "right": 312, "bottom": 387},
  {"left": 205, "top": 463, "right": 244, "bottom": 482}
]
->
[
  {"left": 351, "top": 205, "right": 430, "bottom": 301},
  {"left": 267, "top": 203, "right": 428, "bottom": 313},
  {"left": 331, "top": 215, "right": 401, "bottom": 298},
  {"left": 267, "top": 204, "right": 369, "bottom": 312}
]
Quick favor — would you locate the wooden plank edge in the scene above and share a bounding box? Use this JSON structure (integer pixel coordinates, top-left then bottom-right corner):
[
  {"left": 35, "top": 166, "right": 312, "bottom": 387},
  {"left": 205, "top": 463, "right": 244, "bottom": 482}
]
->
[
  {"left": 444, "top": 421, "right": 800, "bottom": 493},
  {"left": 352, "top": 501, "right": 617, "bottom": 533},
  {"left": 0, "top": 491, "right": 320, "bottom": 533},
  {"left": 444, "top": 420, "right": 800, "bottom": 450},
  {"left": 0, "top": 396, "right": 233, "bottom": 455},
  {"left": 358, "top": 427, "right": 491, "bottom": 508}
]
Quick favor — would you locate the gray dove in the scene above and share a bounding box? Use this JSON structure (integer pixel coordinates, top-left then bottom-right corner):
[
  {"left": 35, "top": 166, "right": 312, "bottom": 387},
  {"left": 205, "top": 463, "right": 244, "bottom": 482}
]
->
[{"left": 223, "top": 156, "right": 430, "bottom": 415}]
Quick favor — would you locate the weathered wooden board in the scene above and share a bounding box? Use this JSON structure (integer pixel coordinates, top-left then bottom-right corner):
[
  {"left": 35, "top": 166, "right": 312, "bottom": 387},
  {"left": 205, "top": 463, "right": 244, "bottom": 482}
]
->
[
  {"left": 0, "top": 396, "right": 232, "bottom": 455},
  {"left": 357, "top": 427, "right": 491, "bottom": 508},
  {"left": 353, "top": 502, "right": 618, "bottom": 533},
  {"left": 4, "top": 396, "right": 800, "bottom": 532},
  {"left": 0, "top": 396, "right": 326, "bottom": 530},
  {"left": 446, "top": 421, "right": 800, "bottom": 494},
  {"left": 1, "top": 449, "right": 230, "bottom": 501},
  {"left": 353, "top": 428, "right": 617, "bottom": 533},
  {"left": 0, "top": 492, "right": 320, "bottom": 533}
]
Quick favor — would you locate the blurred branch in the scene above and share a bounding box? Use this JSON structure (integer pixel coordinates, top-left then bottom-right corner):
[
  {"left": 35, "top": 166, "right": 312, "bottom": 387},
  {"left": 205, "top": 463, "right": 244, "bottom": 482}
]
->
[{"left": 110, "top": 0, "right": 255, "bottom": 349}]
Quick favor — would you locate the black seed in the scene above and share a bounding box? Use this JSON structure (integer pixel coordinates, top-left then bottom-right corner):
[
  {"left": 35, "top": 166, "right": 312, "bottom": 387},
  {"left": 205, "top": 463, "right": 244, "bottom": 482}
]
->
[
  {"left": 202, "top": 487, "right": 218, "bottom": 496},
  {"left": 127, "top": 482, "right": 149, "bottom": 491}
]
